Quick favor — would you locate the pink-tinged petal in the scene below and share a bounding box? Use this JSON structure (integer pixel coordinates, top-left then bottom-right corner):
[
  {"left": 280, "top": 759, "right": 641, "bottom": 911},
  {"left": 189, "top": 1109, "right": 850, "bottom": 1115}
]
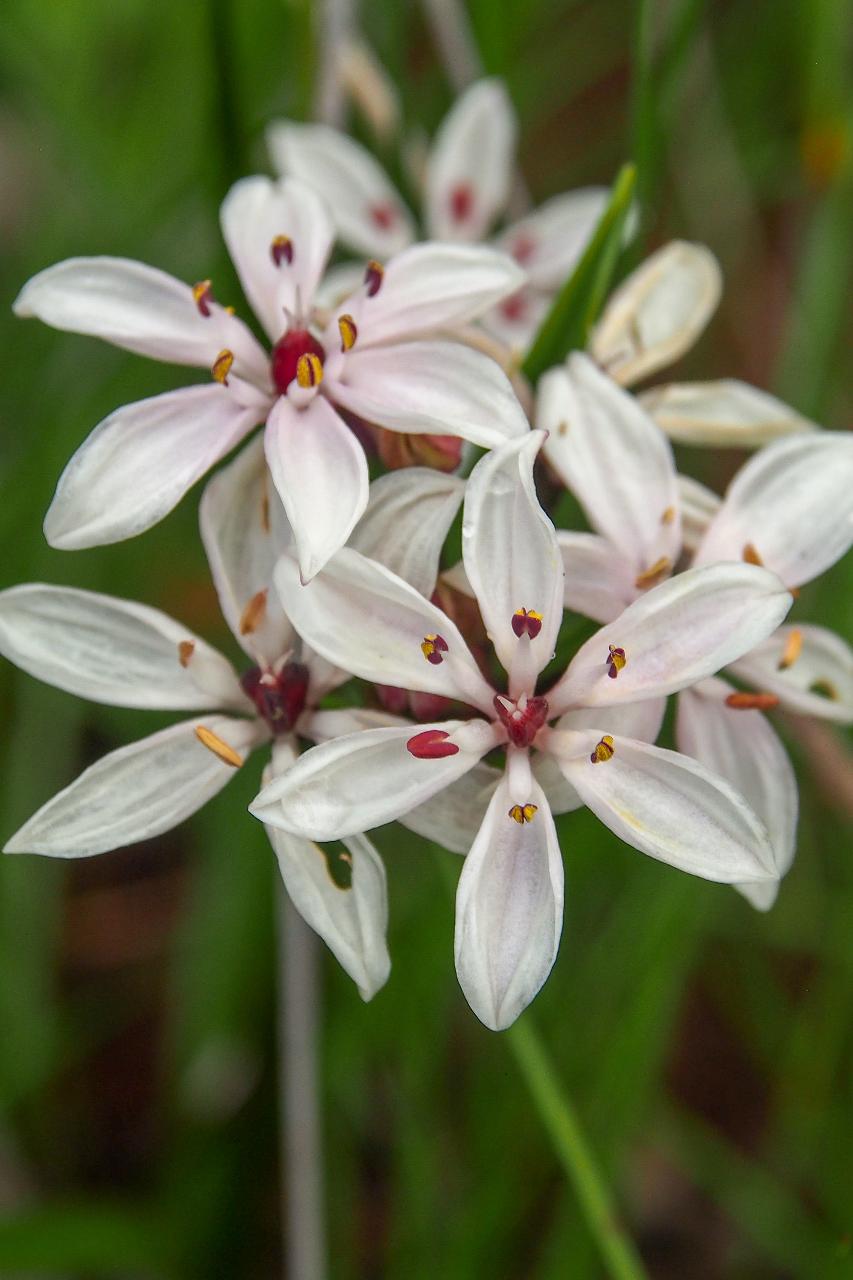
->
[
  {"left": 401, "top": 762, "right": 502, "bottom": 854},
  {"left": 349, "top": 242, "right": 525, "bottom": 346},
  {"left": 549, "top": 563, "right": 793, "bottom": 715},
  {"left": 274, "top": 548, "right": 495, "bottom": 713},
  {"left": 250, "top": 720, "right": 495, "bottom": 840},
  {"left": 589, "top": 241, "right": 722, "bottom": 386},
  {"left": 495, "top": 188, "right": 610, "bottom": 289},
  {"left": 264, "top": 395, "right": 368, "bottom": 583},
  {"left": 331, "top": 340, "right": 528, "bottom": 451},
  {"left": 220, "top": 176, "right": 335, "bottom": 342},
  {"left": 677, "top": 678, "right": 797, "bottom": 909},
  {"left": 351, "top": 469, "right": 465, "bottom": 598},
  {"left": 199, "top": 435, "right": 294, "bottom": 664},
  {"left": 729, "top": 624, "right": 853, "bottom": 724},
  {"left": 4, "top": 716, "right": 263, "bottom": 857},
  {"left": 692, "top": 433, "right": 853, "bottom": 587},
  {"left": 480, "top": 287, "right": 550, "bottom": 355},
  {"left": 425, "top": 80, "right": 516, "bottom": 242},
  {"left": 556, "top": 532, "right": 636, "bottom": 623},
  {"left": 462, "top": 433, "right": 564, "bottom": 683},
  {"left": 454, "top": 776, "right": 563, "bottom": 1031},
  {"left": 551, "top": 730, "right": 775, "bottom": 882},
  {"left": 0, "top": 584, "right": 246, "bottom": 710},
  {"left": 540, "top": 355, "right": 681, "bottom": 578},
  {"left": 266, "top": 120, "right": 414, "bottom": 258},
  {"left": 44, "top": 385, "right": 261, "bottom": 550},
  {"left": 678, "top": 474, "right": 722, "bottom": 553},
  {"left": 14, "top": 256, "right": 269, "bottom": 380},
  {"left": 640, "top": 379, "right": 818, "bottom": 448}
]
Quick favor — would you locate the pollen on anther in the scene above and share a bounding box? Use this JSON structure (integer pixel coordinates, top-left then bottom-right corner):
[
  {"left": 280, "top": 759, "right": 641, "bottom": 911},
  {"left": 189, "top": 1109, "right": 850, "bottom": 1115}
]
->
[
  {"left": 296, "top": 352, "right": 323, "bottom": 389},
  {"left": 508, "top": 803, "right": 538, "bottom": 824},
  {"left": 421, "top": 633, "right": 449, "bottom": 665},
  {"left": 725, "top": 691, "right": 780, "bottom": 711},
  {"left": 590, "top": 734, "right": 615, "bottom": 764},
  {"left": 635, "top": 556, "right": 672, "bottom": 589},
  {"left": 742, "top": 542, "right": 764, "bottom": 566},
  {"left": 178, "top": 640, "right": 195, "bottom": 668},
  {"left": 195, "top": 725, "right": 244, "bottom": 768},
  {"left": 212, "top": 349, "right": 234, "bottom": 385},
  {"left": 512, "top": 607, "right": 543, "bottom": 640},
  {"left": 192, "top": 279, "right": 214, "bottom": 316},
  {"left": 271, "top": 234, "right": 294, "bottom": 266},
  {"left": 239, "top": 589, "right": 268, "bottom": 636},
  {"left": 661, "top": 505, "right": 676, "bottom": 525},
  {"left": 606, "top": 644, "right": 627, "bottom": 679},
  {"left": 338, "top": 314, "right": 358, "bottom": 352},
  {"left": 364, "top": 260, "right": 384, "bottom": 297},
  {"left": 778, "top": 628, "right": 803, "bottom": 671}
]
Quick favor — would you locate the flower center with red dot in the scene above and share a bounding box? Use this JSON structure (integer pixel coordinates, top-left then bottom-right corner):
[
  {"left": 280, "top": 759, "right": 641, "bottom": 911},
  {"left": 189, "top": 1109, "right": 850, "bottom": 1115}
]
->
[
  {"left": 241, "top": 662, "right": 310, "bottom": 734},
  {"left": 493, "top": 694, "right": 549, "bottom": 748},
  {"left": 271, "top": 329, "right": 326, "bottom": 394}
]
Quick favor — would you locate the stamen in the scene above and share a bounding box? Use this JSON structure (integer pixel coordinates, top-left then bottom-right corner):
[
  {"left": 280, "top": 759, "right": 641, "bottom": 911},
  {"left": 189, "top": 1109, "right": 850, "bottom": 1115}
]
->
[
  {"left": 212, "top": 349, "right": 234, "bottom": 385},
  {"left": 338, "top": 313, "right": 358, "bottom": 352},
  {"left": 260, "top": 484, "right": 271, "bottom": 533},
  {"left": 421, "top": 633, "right": 449, "bottom": 665},
  {"left": 661, "top": 505, "right": 676, "bottom": 525},
  {"left": 512, "top": 607, "right": 543, "bottom": 640},
  {"left": 590, "top": 734, "right": 615, "bottom": 764},
  {"left": 407, "top": 729, "right": 459, "bottom": 759},
  {"left": 493, "top": 694, "right": 549, "bottom": 748},
  {"left": 742, "top": 543, "right": 763, "bottom": 566},
  {"left": 606, "top": 645, "right": 627, "bottom": 679},
  {"left": 725, "top": 691, "right": 780, "bottom": 710},
  {"left": 778, "top": 628, "right": 803, "bottom": 671},
  {"left": 449, "top": 182, "right": 474, "bottom": 223},
  {"left": 195, "top": 725, "right": 244, "bottom": 768},
  {"left": 239, "top": 589, "right": 268, "bottom": 636},
  {"left": 270, "top": 234, "right": 294, "bottom": 266},
  {"left": 192, "top": 279, "right": 214, "bottom": 316},
  {"left": 178, "top": 640, "right": 195, "bottom": 668},
  {"left": 508, "top": 803, "right": 538, "bottom": 824},
  {"left": 634, "top": 556, "right": 672, "bottom": 589},
  {"left": 241, "top": 662, "right": 309, "bottom": 734},
  {"left": 296, "top": 352, "right": 323, "bottom": 388},
  {"left": 364, "top": 260, "right": 384, "bottom": 297}
]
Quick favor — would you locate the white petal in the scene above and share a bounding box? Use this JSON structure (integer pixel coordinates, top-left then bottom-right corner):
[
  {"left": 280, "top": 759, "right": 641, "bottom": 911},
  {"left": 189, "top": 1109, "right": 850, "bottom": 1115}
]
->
[
  {"left": 462, "top": 432, "right": 564, "bottom": 680},
  {"left": 304, "top": 707, "right": 408, "bottom": 741},
  {"left": 556, "top": 532, "right": 636, "bottom": 623},
  {"left": 549, "top": 563, "right": 793, "bottom": 714},
  {"left": 540, "top": 354, "right": 681, "bottom": 575},
  {"left": 349, "top": 242, "right": 525, "bottom": 346},
  {"left": 692, "top": 433, "right": 853, "bottom": 587},
  {"left": 250, "top": 720, "right": 495, "bottom": 840},
  {"left": 220, "top": 176, "right": 334, "bottom": 342},
  {"left": 589, "top": 241, "right": 722, "bottom": 386},
  {"left": 14, "top": 256, "right": 268, "bottom": 378},
  {"left": 329, "top": 340, "right": 528, "bottom": 448},
  {"left": 0, "top": 584, "right": 245, "bottom": 710},
  {"left": 274, "top": 548, "right": 495, "bottom": 713},
  {"left": 729, "top": 624, "right": 853, "bottom": 723},
  {"left": 402, "top": 762, "right": 502, "bottom": 853},
  {"left": 494, "top": 188, "right": 610, "bottom": 289},
  {"left": 425, "top": 80, "right": 516, "bottom": 242},
  {"left": 199, "top": 435, "right": 294, "bottom": 663},
  {"left": 551, "top": 730, "right": 775, "bottom": 882},
  {"left": 266, "top": 121, "right": 414, "bottom": 258},
  {"left": 454, "top": 777, "right": 563, "bottom": 1031},
  {"left": 678, "top": 473, "right": 722, "bottom": 553},
  {"left": 677, "top": 678, "right": 797, "bottom": 907},
  {"left": 640, "top": 379, "right": 818, "bottom": 447},
  {"left": 43, "top": 386, "right": 260, "bottom": 550},
  {"left": 4, "top": 716, "right": 262, "bottom": 857},
  {"left": 264, "top": 395, "right": 369, "bottom": 582},
  {"left": 351, "top": 469, "right": 465, "bottom": 597},
  {"left": 479, "top": 287, "right": 550, "bottom": 355}
]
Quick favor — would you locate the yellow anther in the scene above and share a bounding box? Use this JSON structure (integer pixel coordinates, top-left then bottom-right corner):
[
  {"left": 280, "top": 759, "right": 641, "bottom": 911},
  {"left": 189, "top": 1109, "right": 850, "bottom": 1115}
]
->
[
  {"left": 239, "top": 589, "right": 268, "bottom": 636},
  {"left": 178, "top": 640, "right": 195, "bottom": 668},
  {"left": 661, "top": 505, "right": 676, "bottom": 525},
  {"left": 271, "top": 234, "right": 294, "bottom": 266},
  {"left": 778, "top": 628, "right": 803, "bottom": 671},
  {"left": 508, "top": 803, "right": 538, "bottom": 824},
  {"left": 195, "top": 725, "right": 244, "bottom": 769},
  {"left": 634, "top": 556, "right": 672, "bottom": 589},
  {"left": 212, "top": 349, "right": 234, "bottom": 385},
  {"left": 224, "top": 305, "right": 235, "bottom": 316},
  {"left": 296, "top": 352, "right": 323, "bottom": 389},
  {"left": 606, "top": 644, "right": 627, "bottom": 679},
  {"left": 590, "top": 734, "right": 615, "bottom": 764},
  {"left": 725, "top": 691, "right": 780, "bottom": 711},
  {"left": 420, "top": 632, "right": 448, "bottom": 664},
  {"left": 742, "top": 542, "right": 763, "bottom": 566},
  {"left": 338, "top": 313, "right": 358, "bottom": 352},
  {"left": 192, "top": 279, "right": 214, "bottom": 315}
]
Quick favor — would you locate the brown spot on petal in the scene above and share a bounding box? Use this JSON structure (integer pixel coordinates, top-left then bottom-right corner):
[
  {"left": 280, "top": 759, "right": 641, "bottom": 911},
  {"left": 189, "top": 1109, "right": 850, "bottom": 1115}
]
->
[
  {"left": 778, "top": 629, "right": 803, "bottom": 671},
  {"left": 239, "top": 589, "right": 268, "bottom": 636},
  {"left": 178, "top": 640, "right": 195, "bottom": 668},
  {"left": 634, "top": 556, "right": 672, "bottom": 589},
  {"left": 742, "top": 543, "right": 764, "bottom": 566}
]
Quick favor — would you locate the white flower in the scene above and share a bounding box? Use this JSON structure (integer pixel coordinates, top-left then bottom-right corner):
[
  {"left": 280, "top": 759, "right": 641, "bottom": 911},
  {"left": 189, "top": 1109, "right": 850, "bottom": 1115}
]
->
[
  {"left": 540, "top": 352, "right": 853, "bottom": 906},
  {"left": 251, "top": 433, "right": 790, "bottom": 1030},
  {"left": 14, "top": 176, "right": 527, "bottom": 580},
  {"left": 268, "top": 79, "right": 611, "bottom": 352},
  {"left": 0, "top": 437, "right": 400, "bottom": 1001}
]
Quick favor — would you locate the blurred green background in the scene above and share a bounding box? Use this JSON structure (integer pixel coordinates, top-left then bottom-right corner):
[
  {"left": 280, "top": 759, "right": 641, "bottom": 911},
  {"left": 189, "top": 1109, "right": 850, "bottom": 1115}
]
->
[{"left": 1, "top": 0, "right": 852, "bottom": 1275}]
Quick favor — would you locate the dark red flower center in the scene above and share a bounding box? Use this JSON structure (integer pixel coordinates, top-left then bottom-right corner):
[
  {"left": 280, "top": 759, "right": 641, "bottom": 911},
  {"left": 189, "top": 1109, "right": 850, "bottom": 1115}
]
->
[
  {"left": 493, "top": 694, "right": 549, "bottom": 748},
  {"left": 271, "top": 329, "right": 326, "bottom": 395},
  {"left": 241, "top": 662, "right": 310, "bottom": 734}
]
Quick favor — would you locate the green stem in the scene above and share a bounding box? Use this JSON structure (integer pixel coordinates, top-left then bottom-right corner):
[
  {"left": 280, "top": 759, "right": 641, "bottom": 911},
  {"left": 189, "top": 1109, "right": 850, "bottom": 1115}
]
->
[{"left": 506, "top": 1018, "right": 649, "bottom": 1280}]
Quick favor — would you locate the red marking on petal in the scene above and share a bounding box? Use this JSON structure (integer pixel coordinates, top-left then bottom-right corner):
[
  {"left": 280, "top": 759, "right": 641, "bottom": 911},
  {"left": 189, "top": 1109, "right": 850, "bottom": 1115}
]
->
[
  {"left": 500, "top": 292, "right": 528, "bottom": 324},
  {"left": 271, "top": 329, "right": 326, "bottom": 394},
  {"left": 449, "top": 183, "right": 474, "bottom": 223},
  {"left": 510, "top": 232, "right": 537, "bottom": 265},
  {"left": 369, "top": 202, "right": 396, "bottom": 231},
  {"left": 407, "top": 729, "right": 459, "bottom": 759}
]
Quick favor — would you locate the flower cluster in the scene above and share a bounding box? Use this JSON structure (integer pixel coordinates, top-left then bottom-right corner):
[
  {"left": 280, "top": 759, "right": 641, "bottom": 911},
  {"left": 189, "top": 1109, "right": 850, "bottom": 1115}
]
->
[{"left": 3, "top": 80, "right": 851, "bottom": 1030}]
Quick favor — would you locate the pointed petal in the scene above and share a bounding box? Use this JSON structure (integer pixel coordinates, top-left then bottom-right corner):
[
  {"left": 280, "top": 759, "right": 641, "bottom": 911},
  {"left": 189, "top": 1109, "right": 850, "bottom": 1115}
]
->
[
  {"left": 589, "top": 241, "right": 722, "bottom": 386},
  {"left": 314, "top": 261, "right": 370, "bottom": 311},
  {"left": 0, "top": 584, "right": 245, "bottom": 710},
  {"left": 264, "top": 395, "right": 369, "bottom": 582},
  {"left": 479, "top": 287, "right": 550, "bottom": 355},
  {"left": 678, "top": 473, "right": 722, "bottom": 553},
  {"left": 640, "top": 379, "right": 818, "bottom": 447},
  {"left": 677, "top": 678, "right": 797, "bottom": 907},
  {"left": 44, "top": 386, "right": 260, "bottom": 550},
  {"left": 693, "top": 433, "right": 853, "bottom": 587},
  {"left": 250, "top": 720, "right": 495, "bottom": 840},
  {"left": 329, "top": 340, "right": 528, "bottom": 448},
  {"left": 425, "top": 79, "right": 516, "bottom": 241},
  {"left": 495, "top": 188, "right": 610, "bottom": 289},
  {"left": 551, "top": 730, "right": 775, "bottom": 882},
  {"left": 266, "top": 121, "right": 414, "bottom": 257},
  {"left": 540, "top": 354, "right": 681, "bottom": 575},
  {"left": 220, "top": 176, "right": 335, "bottom": 342},
  {"left": 462, "top": 432, "right": 564, "bottom": 678},
  {"left": 729, "top": 624, "right": 853, "bottom": 723},
  {"left": 274, "top": 548, "right": 495, "bottom": 713},
  {"left": 402, "top": 762, "right": 502, "bottom": 854},
  {"left": 454, "top": 777, "right": 563, "bottom": 1031},
  {"left": 556, "top": 531, "right": 636, "bottom": 623},
  {"left": 549, "top": 563, "right": 793, "bottom": 714},
  {"left": 351, "top": 469, "right": 465, "bottom": 598},
  {"left": 4, "top": 716, "right": 262, "bottom": 857}
]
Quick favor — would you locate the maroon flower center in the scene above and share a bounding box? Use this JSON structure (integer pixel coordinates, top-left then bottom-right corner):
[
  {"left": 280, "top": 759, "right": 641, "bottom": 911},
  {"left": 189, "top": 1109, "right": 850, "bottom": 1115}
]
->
[
  {"left": 493, "top": 694, "right": 549, "bottom": 748},
  {"left": 271, "top": 329, "right": 326, "bottom": 395},
  {"left": 241, "top": 662, "right": 310, "bottom": 734}
]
